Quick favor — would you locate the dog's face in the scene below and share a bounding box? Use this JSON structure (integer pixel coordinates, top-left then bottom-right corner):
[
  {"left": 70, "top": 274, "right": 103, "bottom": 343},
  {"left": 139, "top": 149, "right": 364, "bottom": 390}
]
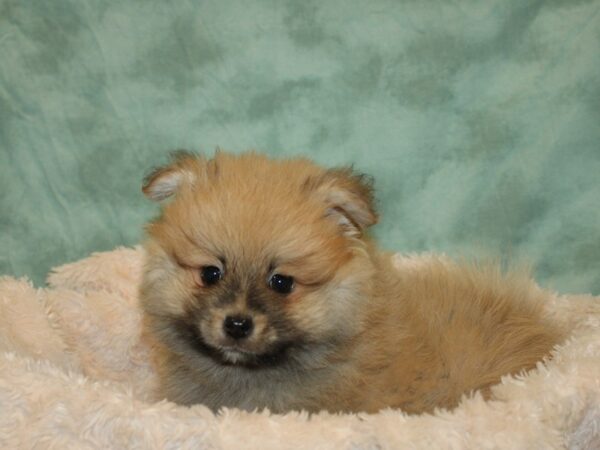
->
[{"left": 140, "top": 151, "right": 378, "bottom": 369}]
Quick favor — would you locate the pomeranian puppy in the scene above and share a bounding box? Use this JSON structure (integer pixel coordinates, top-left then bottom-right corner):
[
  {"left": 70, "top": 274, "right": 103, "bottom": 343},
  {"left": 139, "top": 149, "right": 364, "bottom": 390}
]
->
[{"left": 140, "top": 151, "right": 562, "bottom": 414}]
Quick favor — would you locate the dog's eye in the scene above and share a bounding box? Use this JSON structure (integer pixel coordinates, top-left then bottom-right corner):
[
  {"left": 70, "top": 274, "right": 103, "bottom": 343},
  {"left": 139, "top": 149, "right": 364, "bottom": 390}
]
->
[
  {"left": 269, "top": 274, "right": 294, "bottom": 294},
  {"left": 200, "top": 266, "right": 222, "bottom": 286}
]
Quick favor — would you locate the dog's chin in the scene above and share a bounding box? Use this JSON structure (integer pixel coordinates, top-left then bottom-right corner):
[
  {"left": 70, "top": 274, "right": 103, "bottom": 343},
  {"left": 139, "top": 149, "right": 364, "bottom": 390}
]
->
[
  {"left": 174, "top": 319, "right": 294, "bottom": 369},
  {"left": 203, "top": 339, "right": 295, "bottom": 368},
  {"left": 220, "top": 347, "right": 258, "bottom": 365}
]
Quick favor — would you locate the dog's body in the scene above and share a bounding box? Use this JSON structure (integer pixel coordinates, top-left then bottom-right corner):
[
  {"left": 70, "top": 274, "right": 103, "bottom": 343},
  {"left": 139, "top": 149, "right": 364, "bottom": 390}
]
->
[{"left": 140, "top": 151, "right": 562, "bottom": 414}]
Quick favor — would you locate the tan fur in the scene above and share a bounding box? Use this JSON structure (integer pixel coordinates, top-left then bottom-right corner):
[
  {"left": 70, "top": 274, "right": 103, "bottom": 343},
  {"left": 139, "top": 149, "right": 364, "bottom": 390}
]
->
[{"left": 140, "top": 151, "right": 563, "bottom": 414}]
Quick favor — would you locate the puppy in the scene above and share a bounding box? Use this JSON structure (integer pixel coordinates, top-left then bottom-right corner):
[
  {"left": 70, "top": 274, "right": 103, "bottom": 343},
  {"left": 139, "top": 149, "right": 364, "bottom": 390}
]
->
[{"left": 139, "top": 151, "right": 562, "bottom": 414}]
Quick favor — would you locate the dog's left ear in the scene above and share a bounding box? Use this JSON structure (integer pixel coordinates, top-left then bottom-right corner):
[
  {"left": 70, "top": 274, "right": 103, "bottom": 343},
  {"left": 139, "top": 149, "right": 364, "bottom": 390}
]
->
[
  {"left": 310, "top": 167, "right": 378, "bottom": 237},
  {"left": 142, "top": 151, "right": 201, "bottom": 201}
]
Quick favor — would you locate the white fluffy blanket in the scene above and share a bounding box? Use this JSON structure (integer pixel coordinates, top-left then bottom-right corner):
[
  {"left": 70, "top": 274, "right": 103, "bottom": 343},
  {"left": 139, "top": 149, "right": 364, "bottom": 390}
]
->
[{"left": 1, "top": 248, "right": 599, "bottom": 449}]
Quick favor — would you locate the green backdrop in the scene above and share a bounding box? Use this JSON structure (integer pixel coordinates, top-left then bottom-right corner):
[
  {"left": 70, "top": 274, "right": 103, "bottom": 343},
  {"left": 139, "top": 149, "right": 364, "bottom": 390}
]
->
[{"left": 1, "top": 0, "right": 599, "bottom": 294}]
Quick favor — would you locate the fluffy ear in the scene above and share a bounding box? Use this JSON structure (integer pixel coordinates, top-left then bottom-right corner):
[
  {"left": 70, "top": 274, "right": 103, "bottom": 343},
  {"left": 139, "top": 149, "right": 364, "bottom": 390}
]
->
[
  {"left": 309, "top": 167, "right": 378, "bottom": 237},
  {"left": 142, "top": 151, "right": 200, "bottom": 201}
]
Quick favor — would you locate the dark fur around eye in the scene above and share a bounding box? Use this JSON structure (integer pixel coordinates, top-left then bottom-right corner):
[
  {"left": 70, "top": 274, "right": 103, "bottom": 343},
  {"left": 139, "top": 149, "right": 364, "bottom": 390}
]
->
[
  {"left": 269, "top": 274, "right": 294, "bottom": 294},
  {"left": 201, "top": 266, "right": 222, "bottom": 285}
]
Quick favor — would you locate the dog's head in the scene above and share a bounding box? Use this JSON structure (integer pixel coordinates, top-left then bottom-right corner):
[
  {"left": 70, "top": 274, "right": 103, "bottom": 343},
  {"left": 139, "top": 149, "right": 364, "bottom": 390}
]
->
[{"left": 140, "top": 151, "right": 378, "bottom": 368}]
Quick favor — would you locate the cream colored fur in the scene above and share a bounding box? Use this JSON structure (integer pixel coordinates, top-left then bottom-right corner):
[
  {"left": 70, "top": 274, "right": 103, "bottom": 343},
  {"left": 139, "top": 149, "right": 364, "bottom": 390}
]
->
[{"left": 0, "top": 247, "right": 598, "bottom": 449}]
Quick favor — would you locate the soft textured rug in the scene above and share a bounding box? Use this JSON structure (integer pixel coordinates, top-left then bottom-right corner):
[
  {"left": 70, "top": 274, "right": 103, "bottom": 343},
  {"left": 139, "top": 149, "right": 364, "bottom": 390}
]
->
[{"left": 0, "top": 247, "right": 598, "bottom": 449}]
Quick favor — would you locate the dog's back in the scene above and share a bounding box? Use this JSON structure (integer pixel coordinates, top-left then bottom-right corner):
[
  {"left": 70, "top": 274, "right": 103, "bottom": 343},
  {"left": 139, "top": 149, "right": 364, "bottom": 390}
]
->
[{"left": 318, "top": 254, "right": 563, "bottom": 414}]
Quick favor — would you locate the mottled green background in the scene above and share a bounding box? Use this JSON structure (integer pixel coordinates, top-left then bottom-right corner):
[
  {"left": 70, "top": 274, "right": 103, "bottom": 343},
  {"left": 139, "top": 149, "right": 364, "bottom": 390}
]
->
[{"left": 1, "top": 0, "right": 599, "bottom": 294}]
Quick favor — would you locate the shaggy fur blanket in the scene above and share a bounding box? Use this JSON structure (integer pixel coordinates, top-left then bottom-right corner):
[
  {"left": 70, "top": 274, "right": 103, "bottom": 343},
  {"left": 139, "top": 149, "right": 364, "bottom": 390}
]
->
[{"left": 0, "top": 248, "right": 599, "bottom": 449}]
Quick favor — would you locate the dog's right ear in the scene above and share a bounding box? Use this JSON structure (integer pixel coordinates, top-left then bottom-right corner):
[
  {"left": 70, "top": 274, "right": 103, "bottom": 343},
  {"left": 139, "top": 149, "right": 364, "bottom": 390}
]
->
[
  {"left": 142, "top": 151, "right": 200, "bottom": 201},
  {"left": 307, "top": 167, "right": 378, "bottom": 238}
]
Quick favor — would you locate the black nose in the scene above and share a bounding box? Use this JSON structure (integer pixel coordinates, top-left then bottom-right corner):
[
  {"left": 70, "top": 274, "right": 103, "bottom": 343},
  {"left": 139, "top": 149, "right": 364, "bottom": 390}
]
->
[{"left": 223, "top": 315, "right": 254, "bottom": 340}]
